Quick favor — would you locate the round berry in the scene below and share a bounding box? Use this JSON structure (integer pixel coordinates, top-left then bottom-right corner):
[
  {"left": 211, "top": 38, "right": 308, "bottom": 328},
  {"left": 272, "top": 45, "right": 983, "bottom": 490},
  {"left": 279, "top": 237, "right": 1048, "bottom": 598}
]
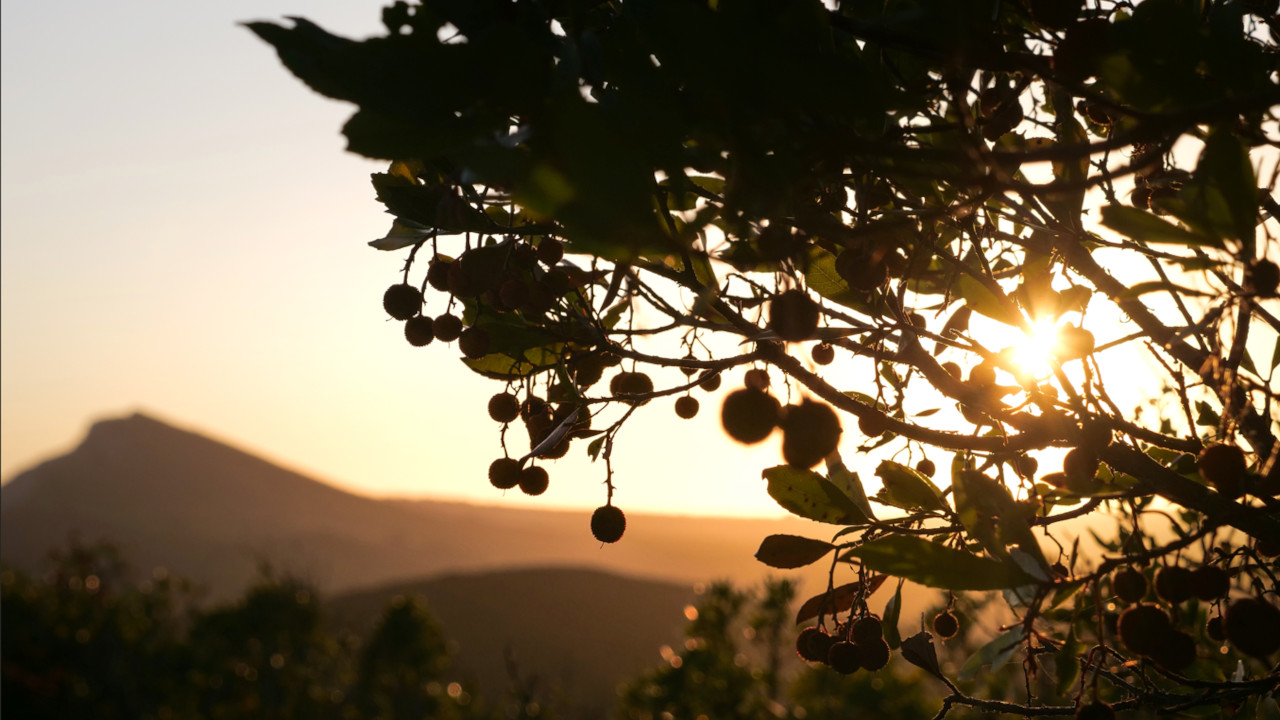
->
[
  {"left": 383, "top": 283, "right": 423, "bottom": 320},
  {"left": 590, "top": 505, "right": 626, "bottom": 543},
  {"left": 916, "top": 458, "right": 937, "bottom": 478},
  {"left": 488, "top": 393, "right": 521, "bottom": 423},
  {"left": 1113, "top": 567, "right": 1148, "bottom": 604},
  {"left": 932, "top": 611, "right": 959, "bottom": 639},
  {"left": 488, "top": 458, "right": 521, "bottom": 490},
  {"left": 811, "top": 343, "right": 835, "bottom": 365},
  {"left": 518, "top": 466, "right": 549, "bottom": 496},
  {"left": 404, "top": 316, "right": 435, "bottom": 347},
  {"left": 674, "top": 395, "right": 700, "bottom": 419},
  {"left": 458, "top": 327, "right": 491, "bottom": 359},
  {"left": 432, "top": 314, "right": 464, "bottom": 342},
  {"left": 721, "top": 389, "right": 780, "bottom": 445}
]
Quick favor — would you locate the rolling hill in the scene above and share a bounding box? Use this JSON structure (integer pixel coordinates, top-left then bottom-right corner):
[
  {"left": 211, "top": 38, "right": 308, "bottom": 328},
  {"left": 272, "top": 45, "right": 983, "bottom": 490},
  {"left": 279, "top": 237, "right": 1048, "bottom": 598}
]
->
[{"left": 0, "top": 411, "right": 828, "bottom": 599}]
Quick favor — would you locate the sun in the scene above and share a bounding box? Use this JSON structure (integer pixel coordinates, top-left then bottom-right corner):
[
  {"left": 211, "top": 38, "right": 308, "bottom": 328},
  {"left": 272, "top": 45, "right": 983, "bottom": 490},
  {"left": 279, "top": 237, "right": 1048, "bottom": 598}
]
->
[{"left": 1011, "top": 317, "right": 1061, "bottom": 379}]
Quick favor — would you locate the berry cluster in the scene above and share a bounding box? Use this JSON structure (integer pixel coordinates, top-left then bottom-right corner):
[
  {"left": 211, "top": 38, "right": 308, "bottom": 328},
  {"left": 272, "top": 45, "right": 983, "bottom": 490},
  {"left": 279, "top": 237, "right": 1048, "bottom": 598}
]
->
[{"left": 795, "top": 615, "right": 892, "bottom": 674}]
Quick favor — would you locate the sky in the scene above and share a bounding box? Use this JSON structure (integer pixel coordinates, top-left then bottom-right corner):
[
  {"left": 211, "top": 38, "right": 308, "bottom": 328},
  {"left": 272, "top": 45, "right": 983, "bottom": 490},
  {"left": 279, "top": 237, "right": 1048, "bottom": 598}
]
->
[
  {"left": 0, "top": 0, "right": 797, "bottom": 517},
  {"left": 2, "top": 1, "right": 1276, "bottom": 520}
]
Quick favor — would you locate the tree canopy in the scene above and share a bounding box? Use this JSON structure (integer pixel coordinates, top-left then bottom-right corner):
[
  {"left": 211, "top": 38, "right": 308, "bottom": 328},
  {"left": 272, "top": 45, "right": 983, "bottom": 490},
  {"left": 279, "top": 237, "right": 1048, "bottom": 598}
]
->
[{"left": 251, "top": 0, "right": 1280, "bottom": 716}]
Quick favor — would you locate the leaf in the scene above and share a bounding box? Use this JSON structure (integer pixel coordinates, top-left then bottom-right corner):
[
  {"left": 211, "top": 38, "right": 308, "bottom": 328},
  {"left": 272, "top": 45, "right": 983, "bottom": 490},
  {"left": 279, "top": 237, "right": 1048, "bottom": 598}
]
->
[
  {"left": 826, "top": 454, "right": 877, "bottom": 522},
  {"left": 882, "top": 579, "right": 904, "bottom": 650},
  {"left": 958, "top": 627, "right": 1025, "bottom": 681},
  {"left": 804, "top": 247, "right": 875, "bottom": 314},
  {"left": 586, "top": 436, "right": 606, "bottom": 461},
  {"left": 369, "top": 218, "right": 431, "bottom": 251},
  {"left": 1194, "top": 129, "right": 1258, "bottom": 244},
  {"left": 875, "top": 460, "right": 948, "bottom": 512},
  {"left": 1195, "top": 400, "right": 1221, "bottom": 426},
  {"left": 844, "top": 536, "right": 1037, "bottom": 591},
  {"left": 900, "top": 631, "right": 944, "bottom": 680},
  {"left": 1099, "top": 204, "right": 1219, "bottom": 248},
  {"left": 763, "top": 466, "right": 869, "bottom": 525},
  {"left": 794, "top": 576, "right": 888, "bottom": 625},
  {"left": 1118, "top": 280, "right": 1214, "bottom": 299},
  {"left": 1055, "top": 628, "right": 1084, "bottom": 697},
  {"left": 955, "top": 274, "right": 1020, "bottom": 325},
  {"left": 755, "top": 535, "right": 835, "bottom": 569}
]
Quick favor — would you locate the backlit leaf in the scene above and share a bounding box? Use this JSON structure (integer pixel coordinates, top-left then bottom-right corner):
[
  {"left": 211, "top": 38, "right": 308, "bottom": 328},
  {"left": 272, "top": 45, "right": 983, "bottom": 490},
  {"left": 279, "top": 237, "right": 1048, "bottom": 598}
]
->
[
  {"left": 755, "top": 535, "right": 836, "bottom": 569},
  {"left": 764, "top": 466, "right": 869, "bottom": 525},
  {"left": 794, "top": 576, "right": 888, "bottom": 625},
  {"left": 844, "top": 536, "right": 1036, "bottom": 590}
]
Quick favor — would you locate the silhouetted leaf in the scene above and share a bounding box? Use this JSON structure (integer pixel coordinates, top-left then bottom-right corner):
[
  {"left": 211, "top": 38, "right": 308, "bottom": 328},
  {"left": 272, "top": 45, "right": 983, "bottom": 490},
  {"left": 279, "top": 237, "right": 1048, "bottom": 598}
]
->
[
  {"left": 882, "top": 579, "right": 904, "bottom": 650},
  {"left": 826, "top": 454, "right": 876, "bottom": 522},
  {"left": 763, "top": 466, "right": 869, "bottom": 525},
  {"left": 794, "top": 576, "right": 888, "bottom": 625},
  {"left": 959, "top": 627, "right": 1024, "bottom": 681},
  {"left": 900, "top": 631, "right": 944, "bottom": 680},
  {"left": 844, "top": 536, "right": 1036, "bottom": 590},
  {"left": 754, "top": 535, "right": 835, "bottom": 569},
  {"left": 955, "top": 274, "right": 1020, "bottom": 325},
  {"left": 1099, "top": 204, "right": 1217, "bottom": 247}
]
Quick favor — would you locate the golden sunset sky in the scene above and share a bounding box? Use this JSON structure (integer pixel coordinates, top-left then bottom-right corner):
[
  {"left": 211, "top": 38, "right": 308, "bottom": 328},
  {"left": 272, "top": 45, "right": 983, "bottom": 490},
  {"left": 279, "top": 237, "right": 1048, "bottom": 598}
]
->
[
  {"left": 3, "top": 1, "right": 1276, "bottom": 520},
  {"left": 0, "top": 0, "right": 798, "bottom": 517}
]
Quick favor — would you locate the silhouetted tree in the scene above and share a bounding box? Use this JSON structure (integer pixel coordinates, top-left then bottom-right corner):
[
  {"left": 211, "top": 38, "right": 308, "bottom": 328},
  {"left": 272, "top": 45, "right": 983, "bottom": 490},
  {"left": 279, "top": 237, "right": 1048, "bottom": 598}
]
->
[{"left": 252, "top": 0, "right": 1280, "bottom": 715}]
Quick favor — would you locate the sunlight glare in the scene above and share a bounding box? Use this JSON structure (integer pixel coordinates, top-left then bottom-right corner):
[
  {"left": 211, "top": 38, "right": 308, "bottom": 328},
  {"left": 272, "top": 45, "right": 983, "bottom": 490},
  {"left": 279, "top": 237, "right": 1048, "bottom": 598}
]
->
[{"left": 1012, "top": 318, "right": 1060, "bottom": 378}]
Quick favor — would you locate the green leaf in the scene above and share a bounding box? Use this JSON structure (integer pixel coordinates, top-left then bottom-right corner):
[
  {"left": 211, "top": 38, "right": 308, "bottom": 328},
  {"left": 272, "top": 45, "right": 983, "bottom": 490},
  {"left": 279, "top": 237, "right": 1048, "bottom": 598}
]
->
[
  {"left": 804, "top": 247, "right": 875, "bottom": 314},
  {"left": 1194, "top": 129, "right": 1258, "bottom": 244},
  {"left": 586, "top": 436, "right": 606, "bottom": 461},
  {"left": 958, "top": 627, "right": 1025, "bottom": 681},
  {"left": 755, "top": 535, "right": 836, "bottom": 569},
  {"left": 794, "top": 576, "right": 889, "bottom": 625},
  {"left": 1055, "top": 628, "right": 1084, "bottom": 697},
  {"left": 1099, "top": 204, "right": 1219, "bottom": 248},
  {"left": 844, "top": 536, "right": 1036, "bottom": 591},
  {"left": 955, "top": 274, "right": 1020, "bottom": 325},
  {"left": 875, "top": 460, "right": 948, "bottom": 512},
  {"left": 882, "top": 579, "right": 904, "bottom": 650},
  {"left": 763, "top": 466, "right": 869, "bottom": 525},
  {"left": 826, "top": 453, "right": 877, "bottom": 522}
]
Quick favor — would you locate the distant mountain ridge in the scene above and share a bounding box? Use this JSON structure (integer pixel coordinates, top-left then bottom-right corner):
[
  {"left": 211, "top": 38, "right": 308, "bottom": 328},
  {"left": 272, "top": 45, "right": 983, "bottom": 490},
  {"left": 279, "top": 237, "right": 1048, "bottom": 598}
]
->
[{"left": 0, "top": 412, "right": 825, "bottom": 599}]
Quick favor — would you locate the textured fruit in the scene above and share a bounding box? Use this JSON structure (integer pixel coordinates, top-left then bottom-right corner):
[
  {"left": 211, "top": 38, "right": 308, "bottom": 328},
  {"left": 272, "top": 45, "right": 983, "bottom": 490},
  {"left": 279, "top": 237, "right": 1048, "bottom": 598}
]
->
[
  {"left": 932, "top": 611, "right": 959, "bottom": 639},
  {"left": 1113, "top": 567, "right": 1148, "bottom": 604},
  {"left": 1190, "top": 566, "right": 1230, "bottom": 601},
  {"left": 426, "top": 259, "right": 452, "bottom": 291},
  {"left": 1225, "top": 598, "right": 1280, "bottom": 658},
  {"left": 827, "top": 641, "right": 861, "bottom": 674},
  {"left": 1246, "top": 258, "right": 1279, "bottom": 297},
  {"left": 698, "top": 371, "right": 722, "bottom": 392},
  {"left": 1206, "top": 616, "right": 1225, "bottom": 642},
  {"left": 721, "top": 389, "right": 780, "bottom": 444},
  {"left": 458, "top": 327, "right": 491, "bottom": 359},
  {"left": 432, "top": 314, "right": 464, "bottom": 342},
  {"left": 941, "top": 361, "right": 962, "bottom": 380},
  {"left": 518, "top": 466, "right": 549, "bottom": 496},
  {"left": 796, "top": 627, "right": 830, "bottom": 662},
  {"left": 1198, "top": 444, "right": 1247, "bottom": 499},
  {"left": 1155, "top": 566, "right": 1194, "bottom": 604},
  {"left": 383, "top": 283, "right": 423, "bottom": 320},
  {"left": 916, "top": 458, "right": 937, "bottom": 478},
  {"left": 536, "top": 237, "right": 564, "bottom": 265},
  {"left": 590, "top": 505, "right": 626, "bottom": 543},
  {"left": 488, "top": 393, "right": 521, "bottom": 423},
  {"left": 858, "top": 412, "right": 889, "bottom": 437},
  {"left": 488, "top": 458, "right": 521, "bottom": 490},
  {"left": 674, "top": 395, "right": 700, "bottom": 419},
  {"left": 1057, "top": 325, "right": 1095, "bottom": 360},
  {"left": 609, "top": 371, "right": 654, "bottom": 402},
  {"left": 857, "top": 638, "right": 891, "bottom": 670},
  {"left": 852, "top": 616, "right": 884, "bottom": 644},
  {"left": 811, "top": 343, "right": 835, "bottom": 365},
  {"left": 769, "top": 289, "right": 821, "bottom": 342},
  {"left": 744, "top": 368, "right": 771, "bottom": 391},
  {"left": 404, "top": 316, "right": 435, "bottom": 347},
  {"left": 780, "top": 399, "right": 842, "bottom": 469},
  {"left": 1119, "top": 604, "right": 1171, "bottom": 656},
  {"left": 1064, "top": 448, "right": 1099, "bottom": 482}
]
